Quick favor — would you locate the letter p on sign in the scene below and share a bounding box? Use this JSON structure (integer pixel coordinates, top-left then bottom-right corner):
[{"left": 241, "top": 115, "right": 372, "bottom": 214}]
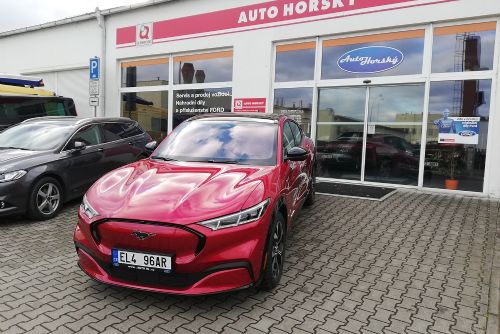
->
[{"left": 90, "top": 57, "right": 100, "bottom": 80}]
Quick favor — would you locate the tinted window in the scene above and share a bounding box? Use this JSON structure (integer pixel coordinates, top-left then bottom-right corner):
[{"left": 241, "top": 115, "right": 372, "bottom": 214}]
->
[
  {"left": 0, "top": 122, "right": 74, "bottom": 151},
  {"left": 288, "top": 121, "right": 303, "bottom": 146},
  {"left": 174, "top": 51, "right": 233, "bottom": 84},
  {"left": 121, "top": 58, "right": 169, "bottom": 87},
  {"left": 69, "top": 125, "right": 102, "bottom": 148},
  {"left": 283, "top": 122, "right": 295, "bottom": 154},
  {"left": 275, "top": 42, "right": 315, "bottom": 82},
  {"left": 44, "top": 102, "right": 66, "bottom": 116},
  {"left": 154, "top": 120, "right": 277, "bottom": 166},
  {"left": 122, "top": 122, "right": 143, "bottom": 138},
  {"left": 432, "top": 22, "right": 496, "bottom": 73}
]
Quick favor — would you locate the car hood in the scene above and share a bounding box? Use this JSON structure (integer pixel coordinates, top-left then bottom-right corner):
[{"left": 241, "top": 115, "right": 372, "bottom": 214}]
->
[
  {"left": 86, "top": 159, "right": 276, "bottom": 225},
  {"left": 0, "top": 148, "right": 50, "bottom": 173}
]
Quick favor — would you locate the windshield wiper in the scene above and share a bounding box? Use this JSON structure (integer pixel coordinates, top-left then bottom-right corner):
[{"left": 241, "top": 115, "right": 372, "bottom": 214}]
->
[
  {"left": 0, "top": 146, "right": 30, "bottom": 150},
  {"left": 150, "top": 156, "right": 178, "bottom": 162},
  {"left": 203, "top": 159, "right": 240, "bottom": 164}
]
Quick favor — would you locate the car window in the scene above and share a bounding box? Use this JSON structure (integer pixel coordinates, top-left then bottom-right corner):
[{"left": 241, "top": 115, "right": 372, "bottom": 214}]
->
[
  {"left": 283, "top": 122, "right": 295, "bottom": 156},
  {"left": 69, "top": 125, "right": 102, "bottom": 148},
  {"left": 0, "top": 99, "right": 45, "bottom": 124},
  {"left": 288, "top": 121, "right": 303, "bottom": 146},
  {"left": 121, "top": 122, "right": 143, "bottom": 138},
  {"left": 43, "top": 102, "right": 66, "bottom": 116},
  {"left": 101, "top": 123, "right": 126, "bottom": 142}
]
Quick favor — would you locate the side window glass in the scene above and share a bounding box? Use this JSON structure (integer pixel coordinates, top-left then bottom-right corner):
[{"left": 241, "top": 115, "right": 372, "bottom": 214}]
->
[
  {"left": 121, "top": 122, "right": 143, "bottom": 138},
  {"left": 289, "top": 121, "right": 303, "bottom": 146},
  {"left": 69, "top": 125, "right": 101, "bottom": 148},
  {"left": 43, "top": 102, "right": 66, "bottom": 116},
  {"left": 101, "top": 123, "right": 126, "bottom": 142},
  {"left": 283, "top": 122, "right": 295, "bottom": 158}
]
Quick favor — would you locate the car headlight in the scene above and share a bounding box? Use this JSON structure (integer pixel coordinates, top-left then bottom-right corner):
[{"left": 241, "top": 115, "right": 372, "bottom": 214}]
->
[
  {"left": 0, "top": 170, "right": 27, "bottom": 183},
  {"left": 198, "top": 199, "right": 270, "bottom": 231},
  {"left": 81, "top": 194, "right": 99, "bottom": 219}
]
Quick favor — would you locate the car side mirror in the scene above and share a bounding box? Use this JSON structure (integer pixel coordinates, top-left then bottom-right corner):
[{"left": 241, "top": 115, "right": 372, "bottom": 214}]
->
[
  {"left": 73, "top": 141, "right": 86, "bottom": 151},
  {"left": 145, "top": 141, "right": 158, "bottom": 154},
  {"left": 286, "top": 147, "right": 308, "bottom": 162}
]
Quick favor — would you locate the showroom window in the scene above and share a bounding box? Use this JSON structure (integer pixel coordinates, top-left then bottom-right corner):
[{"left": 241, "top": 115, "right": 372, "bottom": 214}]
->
[
  {"left": 121, "top": 58, "right": 169, "bottom": 87},
  {"left": 322, "top": 30, "right": 425, "bottom": 79},
  {"left": 432, "top": 22, "right": 497, "bottom": 73},
  {"left": 273, "top": 88, "right": 313, "bottom": 136},
  {"left": 173, "top": 50, "right": 233, "bottom": 84},
  {"left": 275, "top": 41, "right": 316, "bottom": 82}
]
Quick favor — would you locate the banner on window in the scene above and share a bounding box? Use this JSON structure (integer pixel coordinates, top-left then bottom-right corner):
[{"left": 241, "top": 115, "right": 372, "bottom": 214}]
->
[{"left": 436, "top": 117, "right": 480, "bottom": 145}]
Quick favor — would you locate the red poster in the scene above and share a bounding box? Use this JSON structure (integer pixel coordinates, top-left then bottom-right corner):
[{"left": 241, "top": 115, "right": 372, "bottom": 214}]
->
[{"left": 234, "top": 98, "right": 266, "bottom": 113}]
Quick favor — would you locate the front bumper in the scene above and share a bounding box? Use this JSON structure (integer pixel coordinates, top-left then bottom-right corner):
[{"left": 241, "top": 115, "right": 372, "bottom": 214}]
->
[
  {"left": 74, "top": 208, "right": 272, "bottom": 295},
  {"left": 0, "top": 179, "right": 30, "bottom": 217}
]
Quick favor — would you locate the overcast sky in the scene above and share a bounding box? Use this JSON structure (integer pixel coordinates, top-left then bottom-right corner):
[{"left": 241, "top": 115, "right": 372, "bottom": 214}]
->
[{"left": 0, "top": 0, "right": 147, "bottom": 33}]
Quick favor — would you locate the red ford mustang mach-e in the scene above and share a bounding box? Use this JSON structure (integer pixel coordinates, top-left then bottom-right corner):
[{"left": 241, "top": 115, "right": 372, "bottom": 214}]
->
[{"left": 74, "top": 113, "right": 316, "bottom": 295}]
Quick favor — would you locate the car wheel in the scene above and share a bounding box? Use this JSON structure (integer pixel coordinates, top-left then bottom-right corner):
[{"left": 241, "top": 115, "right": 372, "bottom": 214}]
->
[
  {"left": 27, "top": 177, "right": 63, "bottom": 220},
  {"left": 260, "top": 212, "right": 286, "bottom": 290},
  {"left": 304, "top": 168, "right": 316, "bottom": 207}
]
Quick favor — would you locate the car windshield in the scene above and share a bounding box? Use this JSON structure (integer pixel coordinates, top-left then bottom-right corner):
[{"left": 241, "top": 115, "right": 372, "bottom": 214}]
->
[
  {"left": 153, "top": 119, "right": 277, "bottom": 166},
  {"left": 0, "top": 122, "right": 75, "bottom": 151}
]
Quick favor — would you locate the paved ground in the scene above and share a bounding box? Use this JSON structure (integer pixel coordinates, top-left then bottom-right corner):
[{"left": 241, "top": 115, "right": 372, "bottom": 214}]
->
[{"left": 0, "top": 190, "right": 498, "bottom": 334}]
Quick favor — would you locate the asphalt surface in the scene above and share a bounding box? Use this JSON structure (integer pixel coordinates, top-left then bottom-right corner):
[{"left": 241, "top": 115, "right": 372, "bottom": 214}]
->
[{"left": 0, "top": 190, "right": 498, "bottom": 334}]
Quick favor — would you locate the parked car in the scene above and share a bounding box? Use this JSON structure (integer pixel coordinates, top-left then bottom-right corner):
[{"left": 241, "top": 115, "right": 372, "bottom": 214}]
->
[
  {"left": 0, "top": 116, "right": 152, "bottom": 220},
  {"left": 74, "top": 113, "right": 316, "bottom": 295}
]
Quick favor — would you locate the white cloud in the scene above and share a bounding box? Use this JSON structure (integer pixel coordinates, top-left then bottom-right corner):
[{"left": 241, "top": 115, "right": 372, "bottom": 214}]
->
[{"left": 0, "top": 0, "right": 147, "bottom": 33}]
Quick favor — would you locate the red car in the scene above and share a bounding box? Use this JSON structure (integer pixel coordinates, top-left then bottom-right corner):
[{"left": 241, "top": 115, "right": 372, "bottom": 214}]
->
[{"left": 74, "top": 113, "right": 316, "bottom": 295}]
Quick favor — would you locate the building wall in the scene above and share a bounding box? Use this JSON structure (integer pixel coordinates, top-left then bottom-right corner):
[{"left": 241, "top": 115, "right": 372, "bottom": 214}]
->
[{"left": 0, "top": 19, "right": 102, "bottom": 117}]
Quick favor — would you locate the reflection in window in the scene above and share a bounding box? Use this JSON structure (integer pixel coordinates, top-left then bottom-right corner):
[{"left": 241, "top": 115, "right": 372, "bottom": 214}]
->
[
  {"left": 432, "top": 22, "right": 496, "bottom": 73},
  {"left": 275, "top": 42, "right": 315, "bottom": 82},
  {"left": 174, "top": 51, "right": 233, "bottom": 84},
  {"left": 173, "top": 88, "right": 232, "bottom": 129},
  {"left": 121, "top": 91, "right": 168, "bottom": 141},
  {"left": 273, "top": 88, "right": 312, "bottom": 136},
  {"left": 318, "top": 87, "right": 365, "bottom": 122},
  {"left": 322, "top": 30, "right": 425, "bottom": 79},
  {"left": 368, "top": 85, "right": 425, "bottom": 123},
  {"left": 121, "top": 58, "right": 169, "bottom": 87},
  {"left": 424, "top": 80, "right": 491, "bottom": 192}
]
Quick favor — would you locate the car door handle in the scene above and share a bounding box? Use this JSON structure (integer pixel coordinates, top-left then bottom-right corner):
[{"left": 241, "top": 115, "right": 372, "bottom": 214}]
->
[
  {"left": 128, "top": 142, "right": 134, "bottom": 146},
  {"left": 97, "top": 148, "right": 104, "bottom": 152}
]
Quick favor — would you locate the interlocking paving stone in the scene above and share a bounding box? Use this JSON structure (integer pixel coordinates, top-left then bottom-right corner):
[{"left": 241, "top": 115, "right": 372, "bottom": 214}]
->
[{"left": 0, "top": 190, "right": 498, "bottom": 333}]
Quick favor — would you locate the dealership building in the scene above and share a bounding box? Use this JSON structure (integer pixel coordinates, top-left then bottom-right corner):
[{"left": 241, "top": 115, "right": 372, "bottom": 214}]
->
[{"left": 1, "top": 0, "right": 500, "bottom": 197}]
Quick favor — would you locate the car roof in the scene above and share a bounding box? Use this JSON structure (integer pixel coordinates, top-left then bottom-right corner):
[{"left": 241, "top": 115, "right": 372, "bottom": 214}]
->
[
  {"left": 189, "top": 112, "right": 286, "bottom": 122},
  {"left": 20, "top": 116, "right": 136, "bottom": 126}
]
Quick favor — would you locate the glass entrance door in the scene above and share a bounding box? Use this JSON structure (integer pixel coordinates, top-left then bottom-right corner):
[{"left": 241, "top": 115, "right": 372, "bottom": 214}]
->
[{"left": 316, "top": 84, "right": 425, "bottom": 186}]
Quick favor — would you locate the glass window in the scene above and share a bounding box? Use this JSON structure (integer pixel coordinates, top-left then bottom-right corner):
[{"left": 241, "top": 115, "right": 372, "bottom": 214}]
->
[
  {"left": 121, "top": 58, "right": 169, "bottom": 87},
  {"left": 70, "top": 125, "right": 102, "bottom": 148},
  {"left": 174, "top": 51, "right": 233, "bottom": 84},
  {"left": 368, "top": 85, "right": 425, "bottom": 123},
  {"left": 101, "top": 123, "right": 126, "bottom": 142},
  {"left": 432, "top": 22, "right": 496, "bottom": 73},
  {"left": 318, "top": 87, "right": 366, "bottom": 122},
  {"left": 289, "top": 121, "right": 303, "bottom": 146},
  {"left": 121, "top": 91, "right": 168, "bottom": 141},
  {"left": 0, "top": 122, "right": 74, "bottom": 151},
  {"left": 273, "top": 88, "right": 313, "bottom": 136},
  {"left": 173, "top": 88, "right": 232, "bottom": 129},
  {"left": 322, "top": 30, "right": 425, "bottom": 79},
  {"left": 121, "top": 122, "right": 143, "bottom": 138},
  {"left": 275, "top": 42, "right": 316, "bottom": 82},
  {"left": 154, "top": 120, "right": 277, "bottom": 166},
  {"left": 43, "top": 102, "right": 66, "bottom": 116},
  {"left": 424, "top": 80, "right": 491, "bottom": 192},
  {"left": 283, "top": 122, "right": 295, "bottom": 155}
]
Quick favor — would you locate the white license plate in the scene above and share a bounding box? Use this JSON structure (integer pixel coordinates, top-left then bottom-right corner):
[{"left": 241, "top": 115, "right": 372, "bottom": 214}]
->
[{"left": 112, "top": 249, "right": 172, "bottom": 272}]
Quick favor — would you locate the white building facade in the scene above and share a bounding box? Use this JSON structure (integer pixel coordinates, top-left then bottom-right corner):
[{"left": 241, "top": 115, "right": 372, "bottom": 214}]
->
[{"left": 1, "top": 0, "right": 500, "bottom": 197}]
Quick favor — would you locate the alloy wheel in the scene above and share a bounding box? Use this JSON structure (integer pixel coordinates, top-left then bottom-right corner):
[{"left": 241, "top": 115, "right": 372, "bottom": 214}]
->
[
  {"left": 36, "top": 182, "right": 61, "bottom": 215},
  {"left": 271, "top": 219, "right": 285, "bottom": 281}
]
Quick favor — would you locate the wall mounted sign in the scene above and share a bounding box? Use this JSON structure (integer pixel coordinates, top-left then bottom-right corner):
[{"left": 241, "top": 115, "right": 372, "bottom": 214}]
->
[
  {"left": 116, "top": 0, "right": 454, "bottom": 47},
  {"left": 136, "top": 23, "right": 153, "bottom": 46},
  {"left": 337, "top": 46, "right": 404, "bottom": 74},
  {"left": 234, "top": 98, "right": 266, "bottom": 113}
]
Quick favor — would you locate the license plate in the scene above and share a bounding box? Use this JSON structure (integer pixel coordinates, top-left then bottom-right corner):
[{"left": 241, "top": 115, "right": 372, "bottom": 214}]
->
[{"left": 112, "top": 249, "right": 172, "bottom": 273}]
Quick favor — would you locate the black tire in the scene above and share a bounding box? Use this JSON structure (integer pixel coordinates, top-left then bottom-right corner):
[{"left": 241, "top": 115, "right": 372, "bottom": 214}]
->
[
  {"left": 304, "top": 167, "right": 316, "bottom": 207},
  {"left": 260, "top": 212, "right": 286, "bottom": 290},
  {"left": 27, "top": 177, "right": 64, "bottom": 221}
]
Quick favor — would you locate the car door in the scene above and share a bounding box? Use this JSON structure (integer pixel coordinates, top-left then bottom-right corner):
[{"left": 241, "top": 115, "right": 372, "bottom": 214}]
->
[
  {"left": 281, "top": 121, "right": 302, "bottom": 219},
  {"left": 62, "top": 124, "right": 106, "bottom": 196},
  {"left": 99, "top": 122, "right": 137, "bottom": 172},
  {"left": 288, "top": 121, "right": 310, "bottom": 203}
]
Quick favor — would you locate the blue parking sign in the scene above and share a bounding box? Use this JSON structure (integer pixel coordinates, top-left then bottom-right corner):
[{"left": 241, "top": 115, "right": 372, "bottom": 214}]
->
[{"left": 89, "top": 57, "right": 100, "bottom": 80}]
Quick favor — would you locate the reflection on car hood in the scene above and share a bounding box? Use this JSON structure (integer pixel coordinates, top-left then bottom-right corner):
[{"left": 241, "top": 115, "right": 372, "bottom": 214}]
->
[
  {"left": 87, "top": 159, "right": 275, "bottom": 224},
  {"left": 0, "top": 148, "right": 49, "bottom": 173}
]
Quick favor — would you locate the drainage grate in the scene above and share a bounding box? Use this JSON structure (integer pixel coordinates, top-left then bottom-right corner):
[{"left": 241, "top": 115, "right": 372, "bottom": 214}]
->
[{"left": 316, "top": 182, "right": 396, "bottom": 200}]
